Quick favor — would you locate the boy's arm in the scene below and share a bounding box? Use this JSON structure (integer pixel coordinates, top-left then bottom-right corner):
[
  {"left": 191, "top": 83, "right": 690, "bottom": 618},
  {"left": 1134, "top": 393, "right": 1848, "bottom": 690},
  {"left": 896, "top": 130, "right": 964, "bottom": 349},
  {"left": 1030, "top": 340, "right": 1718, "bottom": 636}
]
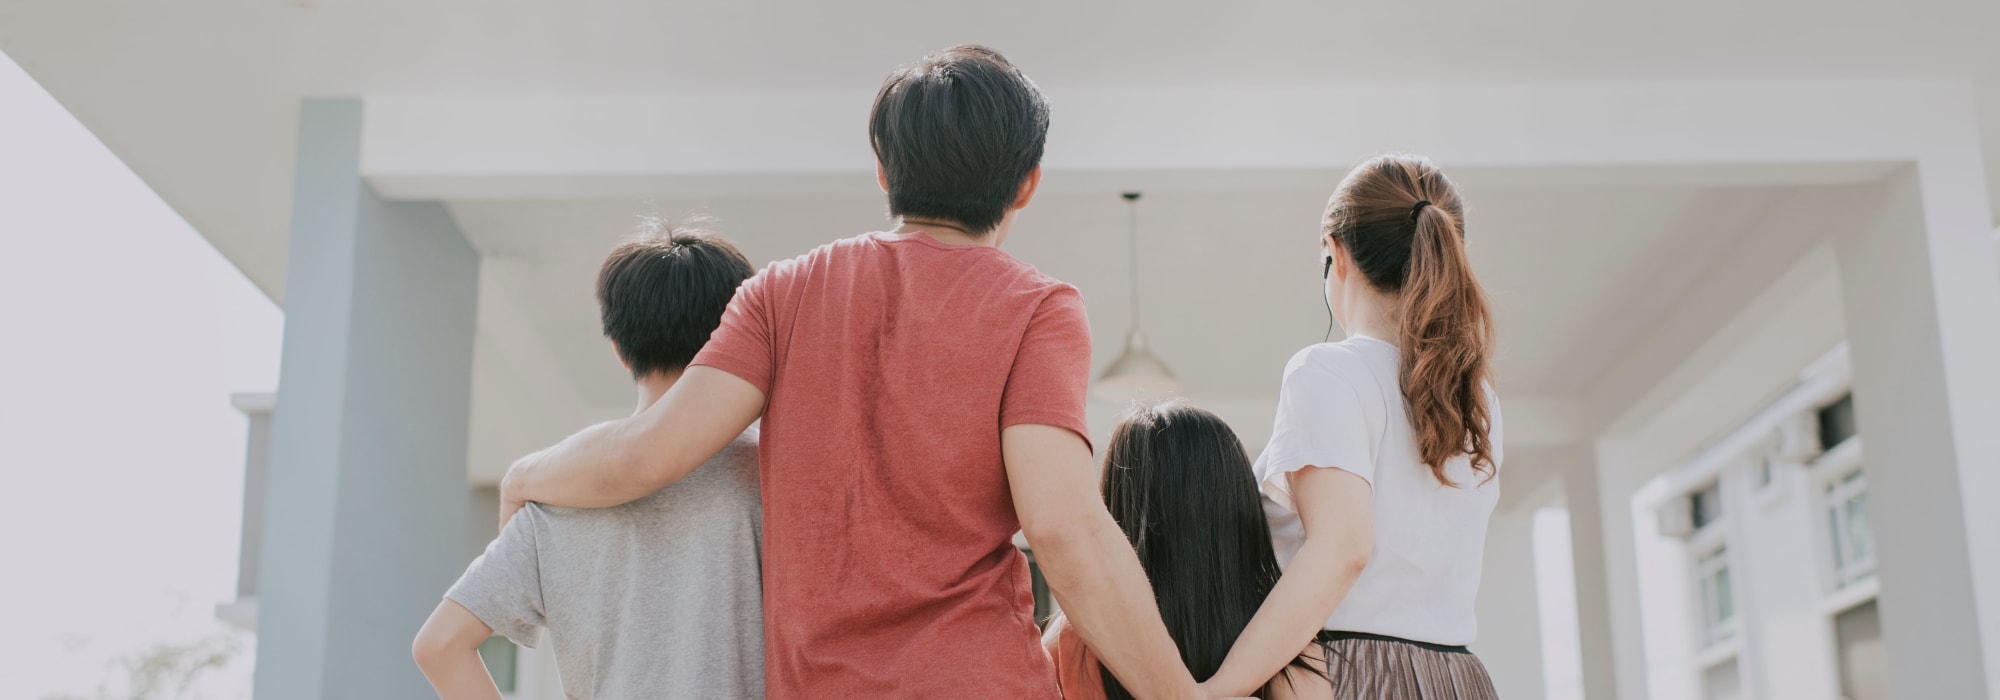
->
[
  {"left": 412, "top": 600, "right": 504, "bottom": 700},
  {"left": 500, "top": 366, "right": 764, "bottom": 525},
  {"left": 1004, "top": 424, "right": 1204, "bottom": 700},
  {"left": 423, "top": 502, "right": 545, "bottom": 697}
]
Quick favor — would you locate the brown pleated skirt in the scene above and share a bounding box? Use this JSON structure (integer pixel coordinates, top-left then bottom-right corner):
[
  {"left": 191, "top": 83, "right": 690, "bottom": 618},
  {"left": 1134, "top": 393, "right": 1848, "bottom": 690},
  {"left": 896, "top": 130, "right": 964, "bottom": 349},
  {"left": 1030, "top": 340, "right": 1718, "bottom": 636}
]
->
[{"left": 1310, "top": 631, "right": 1499, "bottom": 700}]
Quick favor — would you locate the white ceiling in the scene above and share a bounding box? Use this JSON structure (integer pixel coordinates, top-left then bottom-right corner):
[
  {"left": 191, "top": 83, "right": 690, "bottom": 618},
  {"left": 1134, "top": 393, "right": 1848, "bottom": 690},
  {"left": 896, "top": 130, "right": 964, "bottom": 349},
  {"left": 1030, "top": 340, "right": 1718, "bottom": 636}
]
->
[
  {"left": 446, "top": 178, "right": 1787, "bottom": 410},
  {"left": 267, "top": 0, "right": 1995, "bottom": 91},
  {"left": 2, "top": 0, "right": 1997, "bottom": 305}
]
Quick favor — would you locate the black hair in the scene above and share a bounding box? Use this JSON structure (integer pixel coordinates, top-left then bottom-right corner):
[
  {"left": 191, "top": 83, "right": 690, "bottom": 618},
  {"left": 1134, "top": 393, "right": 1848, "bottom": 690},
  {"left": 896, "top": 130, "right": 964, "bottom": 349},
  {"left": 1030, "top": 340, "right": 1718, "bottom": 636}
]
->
[
  {"left": 595, "top": 219, "right": 755, "bottom": 378},
  {"left": 869, "top": 45, "right": 1049, "bottom": 235},
  {"left": 1099, "top": 402, "right": 1315, "bottom": 699}
]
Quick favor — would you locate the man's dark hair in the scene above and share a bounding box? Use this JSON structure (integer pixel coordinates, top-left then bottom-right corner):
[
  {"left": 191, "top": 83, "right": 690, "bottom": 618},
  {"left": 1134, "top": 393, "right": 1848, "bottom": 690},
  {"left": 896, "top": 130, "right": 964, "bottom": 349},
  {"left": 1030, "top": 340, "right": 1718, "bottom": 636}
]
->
[
  {"left": 870, "top": 45, "right": 1049, "bottom": 235},
  {"left": 596, "top": 219, "right": 756, "bottom": 378}
]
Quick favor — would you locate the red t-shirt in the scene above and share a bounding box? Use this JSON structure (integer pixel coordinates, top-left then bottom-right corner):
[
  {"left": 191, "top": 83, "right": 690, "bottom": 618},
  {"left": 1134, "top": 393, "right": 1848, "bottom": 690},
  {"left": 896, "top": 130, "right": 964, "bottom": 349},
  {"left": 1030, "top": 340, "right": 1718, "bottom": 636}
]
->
[{"left": 691, "top": 231, "right": 1092, "bottom": 698}]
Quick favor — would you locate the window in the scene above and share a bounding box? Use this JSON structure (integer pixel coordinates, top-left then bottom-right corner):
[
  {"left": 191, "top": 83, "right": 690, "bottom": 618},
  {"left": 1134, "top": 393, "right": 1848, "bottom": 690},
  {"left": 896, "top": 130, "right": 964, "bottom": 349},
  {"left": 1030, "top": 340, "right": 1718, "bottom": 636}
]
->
[
  {"left": 1690, "top": 482, "right": 1723, "bottom": 531},
  {"left": 1826, "top": 468, "right": 1875, "bottom": 588},
  {"left": 1696, "top": 546, "right": 1736, "bottom": 647},
  {"left": 1817, "top": 393, "right": 1857, "bottom": 452}
]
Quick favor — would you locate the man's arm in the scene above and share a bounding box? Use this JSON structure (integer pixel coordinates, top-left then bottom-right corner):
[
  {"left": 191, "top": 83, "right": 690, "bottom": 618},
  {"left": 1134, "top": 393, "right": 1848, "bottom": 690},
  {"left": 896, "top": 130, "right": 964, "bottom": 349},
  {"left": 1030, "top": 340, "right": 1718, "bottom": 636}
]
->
[
  {"left": 500, "top": 366, "right": 764, "bottom": 525},
  {"left": 1200, "top": 466, "right": 1373, "bottom": 697},
  {"left": 412, "top": 600, "right": 504, "bottom": 700},
  {"left": 1004, "top": 424, "right": 1203, "bottom": 700}
]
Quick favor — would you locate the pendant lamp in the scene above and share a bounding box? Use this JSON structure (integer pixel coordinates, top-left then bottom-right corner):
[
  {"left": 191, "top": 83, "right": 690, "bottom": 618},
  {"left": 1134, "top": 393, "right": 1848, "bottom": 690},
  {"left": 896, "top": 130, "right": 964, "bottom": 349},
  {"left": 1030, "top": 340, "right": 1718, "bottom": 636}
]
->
[{"left": 1092, "top": 192, "right": 1183, "bottom": 403}]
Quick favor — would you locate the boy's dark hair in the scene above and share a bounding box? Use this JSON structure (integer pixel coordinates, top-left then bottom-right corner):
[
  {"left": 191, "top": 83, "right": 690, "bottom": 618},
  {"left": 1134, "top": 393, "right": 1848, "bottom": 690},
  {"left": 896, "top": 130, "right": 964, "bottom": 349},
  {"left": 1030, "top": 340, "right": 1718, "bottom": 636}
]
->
[
  {"left": 596, "top": 219, "right": 756, "bottom": 378},
  {"left": 869, "top": 45, "right": 1049, "bottom": 235}
]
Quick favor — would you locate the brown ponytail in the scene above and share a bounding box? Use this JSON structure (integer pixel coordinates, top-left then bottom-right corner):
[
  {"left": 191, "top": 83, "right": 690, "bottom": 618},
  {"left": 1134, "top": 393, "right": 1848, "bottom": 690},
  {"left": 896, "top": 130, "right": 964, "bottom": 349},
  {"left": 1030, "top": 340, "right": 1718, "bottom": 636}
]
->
[{"left": 1324, "top": 155, "right": 1496, "bottom": 486}]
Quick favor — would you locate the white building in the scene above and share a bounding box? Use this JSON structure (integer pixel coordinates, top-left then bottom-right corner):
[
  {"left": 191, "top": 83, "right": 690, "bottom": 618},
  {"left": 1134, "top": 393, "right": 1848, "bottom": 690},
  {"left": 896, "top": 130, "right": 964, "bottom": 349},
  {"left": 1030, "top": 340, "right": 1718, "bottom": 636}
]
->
[{"left": 5, "top": 2, "right": 1999, "bottom": 697}]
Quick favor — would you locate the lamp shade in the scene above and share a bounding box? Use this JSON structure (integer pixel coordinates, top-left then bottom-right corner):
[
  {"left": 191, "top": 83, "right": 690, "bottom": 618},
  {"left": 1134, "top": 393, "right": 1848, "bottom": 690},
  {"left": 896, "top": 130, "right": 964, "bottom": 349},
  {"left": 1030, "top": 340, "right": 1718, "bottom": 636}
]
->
[{"left": 1092, "top": 327, "right": 1183, "bottom": 403}]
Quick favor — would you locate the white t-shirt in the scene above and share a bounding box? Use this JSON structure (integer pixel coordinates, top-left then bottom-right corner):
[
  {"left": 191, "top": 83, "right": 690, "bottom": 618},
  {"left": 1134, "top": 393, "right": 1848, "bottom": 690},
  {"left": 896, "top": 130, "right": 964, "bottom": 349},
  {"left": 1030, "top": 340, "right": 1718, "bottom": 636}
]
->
[{"left": 1253, "top": 335, "right": 1502, "bottom": 646}]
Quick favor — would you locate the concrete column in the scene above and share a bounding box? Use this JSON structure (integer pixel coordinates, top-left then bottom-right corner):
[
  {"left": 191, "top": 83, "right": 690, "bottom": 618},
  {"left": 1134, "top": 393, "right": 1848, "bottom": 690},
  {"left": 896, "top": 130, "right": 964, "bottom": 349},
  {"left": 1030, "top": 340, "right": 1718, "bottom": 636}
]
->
[
  {"left": 1560, "top": 447, "right": 1631, "bottom": 700},
  {"left": 1832, "top": 167, "right": 2000, "bottom": 698},
  {"left": 252, "top": 99, "right": 481, "bottom": 699},
  {"left": 216, "top": 393, "right": 275, "bottom": 630},
  {"left": 465, "top": 486, "right": 500, "bottom": 565},
  {"left": 1472, "top": 502, "right": 1545, "bottom": 699}
]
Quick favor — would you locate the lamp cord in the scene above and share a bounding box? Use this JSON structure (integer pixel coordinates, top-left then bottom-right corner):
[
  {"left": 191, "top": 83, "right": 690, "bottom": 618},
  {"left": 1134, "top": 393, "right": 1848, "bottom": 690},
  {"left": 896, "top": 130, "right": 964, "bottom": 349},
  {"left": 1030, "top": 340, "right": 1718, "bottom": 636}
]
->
[{"left": 1126, "top": 195, "right": 1141, "bottom": 329}]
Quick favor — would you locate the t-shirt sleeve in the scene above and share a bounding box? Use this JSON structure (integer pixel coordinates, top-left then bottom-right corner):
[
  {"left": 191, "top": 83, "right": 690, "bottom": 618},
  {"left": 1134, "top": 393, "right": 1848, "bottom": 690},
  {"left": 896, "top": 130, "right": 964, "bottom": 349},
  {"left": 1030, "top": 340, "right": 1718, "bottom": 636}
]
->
[
  {"left": 690, "top": 265, "right": 778, "bottom": 395},
  {"left": 444, "top": 506, "right": 547, "bottom": 649},
  {"left": 1259, "top": 355, "right": 1377, "bottom": 512},
  {"left": 999, "top": 288, "right": 1094, "bottom": 452}
]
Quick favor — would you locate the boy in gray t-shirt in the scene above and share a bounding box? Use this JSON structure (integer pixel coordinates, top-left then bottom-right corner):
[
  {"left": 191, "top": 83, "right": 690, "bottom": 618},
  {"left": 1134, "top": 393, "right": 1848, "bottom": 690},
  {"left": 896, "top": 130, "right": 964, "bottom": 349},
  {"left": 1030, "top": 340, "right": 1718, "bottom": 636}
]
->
[{"left": 414, "top": 225, "right": 764, "bottom": 699}]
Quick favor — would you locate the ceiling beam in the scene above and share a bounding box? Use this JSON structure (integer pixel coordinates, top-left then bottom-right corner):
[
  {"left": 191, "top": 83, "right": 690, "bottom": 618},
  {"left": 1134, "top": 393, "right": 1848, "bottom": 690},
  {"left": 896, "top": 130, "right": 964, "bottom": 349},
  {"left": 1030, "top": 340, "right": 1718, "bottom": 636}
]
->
[{"left": 362, "top": 81, "right": 1977, "bottom": 201}]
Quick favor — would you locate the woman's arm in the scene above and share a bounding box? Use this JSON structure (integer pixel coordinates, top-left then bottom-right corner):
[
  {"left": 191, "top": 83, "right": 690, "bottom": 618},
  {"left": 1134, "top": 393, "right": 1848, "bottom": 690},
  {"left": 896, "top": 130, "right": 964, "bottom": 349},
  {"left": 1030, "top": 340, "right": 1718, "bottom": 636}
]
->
[
  {"left": 499, "top": 367, "right": 764, "bottom": 525},
  {"left": 1200, "top": 465, "right": 1373, "bottom": 696},
  {"left": 412, "top": 600, "right": 504, "bottom": 700}
]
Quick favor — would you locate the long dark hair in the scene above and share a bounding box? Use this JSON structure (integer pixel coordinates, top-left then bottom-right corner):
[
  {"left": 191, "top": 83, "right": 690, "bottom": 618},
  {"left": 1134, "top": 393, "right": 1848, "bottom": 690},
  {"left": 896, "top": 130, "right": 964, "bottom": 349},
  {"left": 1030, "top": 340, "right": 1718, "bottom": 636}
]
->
[
  {"left": 1325, "top": 154, "right": 1497, "bottom": 486},
  {"left": 1098, "top": 402, "right": 1299, "bottom": 699}
]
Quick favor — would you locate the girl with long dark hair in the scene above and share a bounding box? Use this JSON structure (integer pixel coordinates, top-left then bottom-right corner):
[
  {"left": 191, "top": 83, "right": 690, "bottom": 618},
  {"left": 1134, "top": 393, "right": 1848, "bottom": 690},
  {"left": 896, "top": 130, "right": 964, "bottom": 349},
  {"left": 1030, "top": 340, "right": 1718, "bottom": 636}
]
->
[
  {"left": 1203, "top": 154, "right": 1504, "bottom": 699},
  {"left": 1043, "top": 402, "right": 1322, "bottom": 700}
]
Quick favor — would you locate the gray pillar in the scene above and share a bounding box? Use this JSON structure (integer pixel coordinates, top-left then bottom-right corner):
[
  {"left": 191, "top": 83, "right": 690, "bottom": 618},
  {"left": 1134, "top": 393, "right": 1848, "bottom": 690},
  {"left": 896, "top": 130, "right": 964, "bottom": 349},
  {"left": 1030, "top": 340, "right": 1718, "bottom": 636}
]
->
[
  {"left": 1833, "top": 168, "right": 2000, "bottom": 698},
  {"left": 253, "top": 99, "right": 480, "bottom": 699}
]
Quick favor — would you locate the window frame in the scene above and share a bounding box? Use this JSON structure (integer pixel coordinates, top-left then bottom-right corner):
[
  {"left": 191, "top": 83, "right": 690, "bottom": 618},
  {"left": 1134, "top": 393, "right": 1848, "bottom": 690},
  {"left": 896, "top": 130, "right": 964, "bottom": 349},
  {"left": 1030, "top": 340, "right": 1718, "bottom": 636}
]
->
[
  {"left": 1691, "top": 535, "right": 1739, "bottom": 649},
  {"left": 1810, "top": 436, "right": 1873, "bottom": 592}
]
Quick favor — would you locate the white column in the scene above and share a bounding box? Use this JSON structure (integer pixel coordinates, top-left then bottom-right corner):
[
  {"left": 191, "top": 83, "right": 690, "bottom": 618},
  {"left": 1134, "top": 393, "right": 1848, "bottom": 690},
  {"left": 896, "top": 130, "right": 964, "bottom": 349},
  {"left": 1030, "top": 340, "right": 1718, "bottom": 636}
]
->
[
  {"left": 252, "top": 99, "right": 482, "bottom": 699},
  {"left": 1831, "top": 166, "right": 2000, "bottom": 698},
  {"left": 1473, "top": 501, "right": 1546, "bottom": 698},
  {"left": 1562, "top": 446, "right": 1634, "bottom": 700}
]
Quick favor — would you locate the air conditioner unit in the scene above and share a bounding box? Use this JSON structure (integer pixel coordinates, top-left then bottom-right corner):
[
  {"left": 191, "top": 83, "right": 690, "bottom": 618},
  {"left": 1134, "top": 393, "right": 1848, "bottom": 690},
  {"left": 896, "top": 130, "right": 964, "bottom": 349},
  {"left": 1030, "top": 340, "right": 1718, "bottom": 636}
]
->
[
  {"left": 1775, "top": 411, "right": 1822, "bottom": 463},
  {"left": 1657, "top": 496, "right": 1696, "bottom": 539}
]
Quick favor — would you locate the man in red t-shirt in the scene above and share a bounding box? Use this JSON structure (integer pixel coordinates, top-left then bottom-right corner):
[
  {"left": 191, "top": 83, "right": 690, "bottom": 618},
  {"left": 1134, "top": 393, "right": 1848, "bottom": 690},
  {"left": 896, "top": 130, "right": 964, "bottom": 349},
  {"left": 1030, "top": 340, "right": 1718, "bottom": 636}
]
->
[{"left": 500, "top": 46, "right": 1211, "bottom": 698}]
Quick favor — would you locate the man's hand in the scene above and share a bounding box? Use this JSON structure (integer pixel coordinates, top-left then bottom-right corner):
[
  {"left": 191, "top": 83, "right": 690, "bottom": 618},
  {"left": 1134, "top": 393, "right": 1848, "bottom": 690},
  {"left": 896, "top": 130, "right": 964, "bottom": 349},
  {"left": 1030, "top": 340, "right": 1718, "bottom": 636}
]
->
[{"left": 496, "top": 450, "right": 541, "bottom": 530}]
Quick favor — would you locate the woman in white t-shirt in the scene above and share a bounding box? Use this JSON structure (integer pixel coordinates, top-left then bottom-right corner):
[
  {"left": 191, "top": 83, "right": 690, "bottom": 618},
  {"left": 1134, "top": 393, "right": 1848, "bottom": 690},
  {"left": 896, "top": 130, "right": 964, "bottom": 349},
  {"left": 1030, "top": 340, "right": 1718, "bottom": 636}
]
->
[{"left": 1202, "top": 154, "right": 1503, "bottom": 700}]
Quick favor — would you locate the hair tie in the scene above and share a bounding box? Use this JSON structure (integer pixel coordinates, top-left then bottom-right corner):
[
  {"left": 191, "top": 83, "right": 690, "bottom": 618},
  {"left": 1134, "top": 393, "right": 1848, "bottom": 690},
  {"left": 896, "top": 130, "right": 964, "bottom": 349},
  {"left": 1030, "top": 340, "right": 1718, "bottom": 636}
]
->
[{"left": 1410, "top": 200, "right": 1433, "bottom": 221}]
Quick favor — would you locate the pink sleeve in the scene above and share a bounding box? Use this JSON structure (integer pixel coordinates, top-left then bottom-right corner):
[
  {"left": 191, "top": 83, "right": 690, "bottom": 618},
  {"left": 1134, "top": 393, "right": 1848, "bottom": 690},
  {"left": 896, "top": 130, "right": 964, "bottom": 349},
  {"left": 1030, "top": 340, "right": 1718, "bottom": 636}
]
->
[
  {"left": 689, "top": 266, "right": 776, "bottom": 395},
  {"left": 999, "top": 288, "right": 1094, "bottom": 453}
]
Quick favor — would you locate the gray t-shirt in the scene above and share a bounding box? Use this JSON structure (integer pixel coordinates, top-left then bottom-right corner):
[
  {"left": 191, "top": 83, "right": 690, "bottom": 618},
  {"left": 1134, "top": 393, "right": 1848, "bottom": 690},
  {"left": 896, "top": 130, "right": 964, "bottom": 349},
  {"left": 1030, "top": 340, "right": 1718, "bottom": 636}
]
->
[{"left": 448, "top": 428, "right": 763, "bottom": 699}]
